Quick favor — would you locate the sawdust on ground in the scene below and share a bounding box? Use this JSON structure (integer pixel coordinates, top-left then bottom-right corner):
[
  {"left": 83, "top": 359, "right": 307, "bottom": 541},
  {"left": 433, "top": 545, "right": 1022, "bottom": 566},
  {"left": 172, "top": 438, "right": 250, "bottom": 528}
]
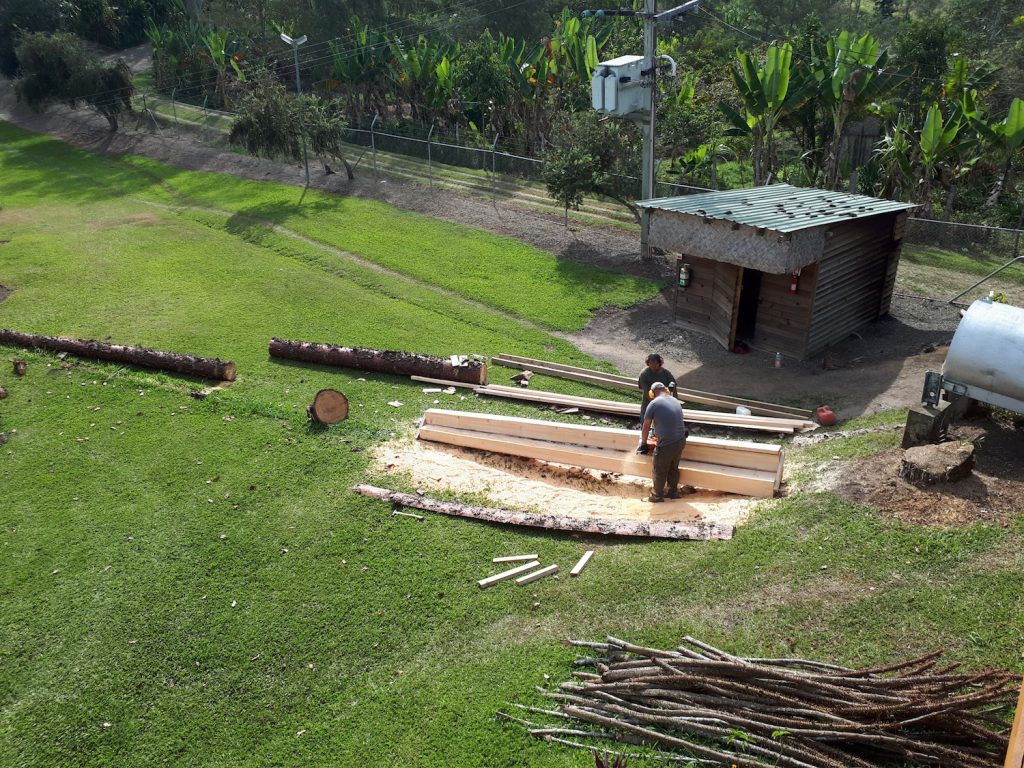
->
[
  {"left": 828, "top": 416, "right": 1024, "bottom": 527},
  {"left": 374, "top": 438, "right": 760, "bottom": 530}
]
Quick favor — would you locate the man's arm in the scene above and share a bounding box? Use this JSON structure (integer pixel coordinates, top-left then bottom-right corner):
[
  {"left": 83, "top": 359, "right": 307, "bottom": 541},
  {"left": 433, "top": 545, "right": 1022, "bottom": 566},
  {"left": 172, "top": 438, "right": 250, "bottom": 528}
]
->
[
  {"left": 637, "top": 416, "right": 654, "bottom": 453},
  {"left": 664, "top": 369, "right": 678, "bottom": 398}
]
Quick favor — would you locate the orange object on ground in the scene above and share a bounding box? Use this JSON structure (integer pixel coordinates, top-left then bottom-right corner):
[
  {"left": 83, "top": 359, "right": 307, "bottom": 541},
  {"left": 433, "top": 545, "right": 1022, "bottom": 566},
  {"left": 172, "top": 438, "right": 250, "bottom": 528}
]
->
[
  {"left": 1006, "top": 676, "right": 1024, "bottom": 768},
  {"left": 816, "top": 405, "right": 837, "bottom": 427}
]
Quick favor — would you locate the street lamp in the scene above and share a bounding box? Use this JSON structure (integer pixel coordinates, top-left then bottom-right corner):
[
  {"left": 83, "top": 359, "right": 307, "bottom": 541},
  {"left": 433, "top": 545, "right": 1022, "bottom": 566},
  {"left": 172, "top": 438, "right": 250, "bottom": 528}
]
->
[{"left": 280, "top": 32, "right": 309, "bottom": 186}]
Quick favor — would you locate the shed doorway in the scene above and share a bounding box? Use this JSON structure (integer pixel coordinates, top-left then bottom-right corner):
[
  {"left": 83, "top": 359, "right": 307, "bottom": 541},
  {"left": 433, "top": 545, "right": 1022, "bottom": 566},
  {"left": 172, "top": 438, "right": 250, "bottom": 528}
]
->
[{"left": 736, "top": 268, "right": 762, "bottom": 342}]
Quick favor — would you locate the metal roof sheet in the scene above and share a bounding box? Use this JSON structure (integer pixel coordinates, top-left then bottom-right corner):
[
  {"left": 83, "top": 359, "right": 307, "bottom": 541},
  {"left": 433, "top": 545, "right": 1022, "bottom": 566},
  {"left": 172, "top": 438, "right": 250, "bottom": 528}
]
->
[{"left": 637, "top": 184, "right": 917, "bottom": 234}]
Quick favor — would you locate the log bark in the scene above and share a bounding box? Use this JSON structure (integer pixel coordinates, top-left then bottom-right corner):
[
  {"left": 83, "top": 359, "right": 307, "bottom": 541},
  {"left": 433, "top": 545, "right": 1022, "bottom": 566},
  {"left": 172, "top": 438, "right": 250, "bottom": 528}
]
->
[
  {"left": 307, "top": 388, "right": 348, "bottom": 424},
  {"left": 269, "top": 338, "right": 486, "bottom": 385},
  {"left": 0, "top": 330, "right": 236, "bottom": 381},
  {"left": 899, "top": 442, "right": 975, "bottom": 485},
  {"left": 352, "top": 485, "right": 733, "bottom": 540}
]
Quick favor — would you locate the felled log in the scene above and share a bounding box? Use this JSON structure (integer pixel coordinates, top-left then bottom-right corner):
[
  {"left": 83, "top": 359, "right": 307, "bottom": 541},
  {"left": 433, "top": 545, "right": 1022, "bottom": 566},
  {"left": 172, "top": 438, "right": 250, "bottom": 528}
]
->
[
  {"left": 352, "top": 484, "right": 733, "bottom": 540},
  {"left": 269, "top": 338, "right": 486, "bottom": 385},
  {"left": 0, "top": 329, "right": 236, "bottom": 381}
]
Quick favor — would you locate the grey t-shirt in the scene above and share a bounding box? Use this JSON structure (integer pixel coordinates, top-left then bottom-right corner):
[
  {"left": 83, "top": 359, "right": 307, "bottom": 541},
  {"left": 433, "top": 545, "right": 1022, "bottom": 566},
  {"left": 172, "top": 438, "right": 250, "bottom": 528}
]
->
[{"left": 645, "top": 396, "right": 688, "bottom": 447}]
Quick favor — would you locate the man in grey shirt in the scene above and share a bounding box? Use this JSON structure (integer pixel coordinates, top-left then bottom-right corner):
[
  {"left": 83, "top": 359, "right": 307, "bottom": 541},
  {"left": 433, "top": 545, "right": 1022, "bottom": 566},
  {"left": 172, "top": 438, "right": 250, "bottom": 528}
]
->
[{"left": 637, "top": 382, "right": 688, "bottom": 502}]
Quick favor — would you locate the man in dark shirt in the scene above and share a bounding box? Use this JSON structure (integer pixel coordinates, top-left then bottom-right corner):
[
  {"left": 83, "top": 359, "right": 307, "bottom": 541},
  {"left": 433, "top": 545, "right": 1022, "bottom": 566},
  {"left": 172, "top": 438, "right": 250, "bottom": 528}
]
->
[
  {"left": 637, "top": 382, "right": 688, "bottom": 502},
  {"left": 637, "top": 353, "right": 677, "bottom": 422}
]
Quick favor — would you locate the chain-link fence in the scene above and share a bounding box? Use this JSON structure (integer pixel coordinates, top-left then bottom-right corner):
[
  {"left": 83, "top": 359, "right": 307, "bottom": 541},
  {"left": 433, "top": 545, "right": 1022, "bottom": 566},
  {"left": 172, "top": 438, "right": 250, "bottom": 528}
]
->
[
  {"left": 900, "top": 219, "right": 1024, "bottom": 305},
  {"left": 136, "top": 91, "right": 1024, "bottom": 305}
]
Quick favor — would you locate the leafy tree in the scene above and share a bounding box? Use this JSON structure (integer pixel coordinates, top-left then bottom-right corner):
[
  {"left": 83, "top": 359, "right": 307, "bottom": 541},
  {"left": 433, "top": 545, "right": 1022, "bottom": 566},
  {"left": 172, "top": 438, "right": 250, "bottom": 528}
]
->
[
  {"left": 229, "top": 69, "right": 353, "bottom": 179},
  {"left": 13, "top": 32, "right": 134, "bottom": 131},
  {"left": 542, "top": 112, "right": 642, "bottom": 223},
  {"left": 0, "top": 0, "right": 64, "bottom": 76}
]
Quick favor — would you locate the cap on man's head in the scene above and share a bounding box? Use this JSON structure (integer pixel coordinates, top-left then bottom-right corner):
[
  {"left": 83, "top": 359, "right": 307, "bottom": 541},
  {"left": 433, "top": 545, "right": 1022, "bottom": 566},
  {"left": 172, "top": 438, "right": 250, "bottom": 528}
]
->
[
  {"left": 646, "top": 353, "right": 663, "bottom": 364},
  {"left": 651, "top": 382, "right": 668, "bottom": 392}
]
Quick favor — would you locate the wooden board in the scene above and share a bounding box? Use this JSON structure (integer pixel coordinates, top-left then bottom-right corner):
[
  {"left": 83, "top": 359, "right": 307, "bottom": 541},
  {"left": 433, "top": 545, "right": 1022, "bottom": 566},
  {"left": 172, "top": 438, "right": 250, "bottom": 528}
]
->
[
  {"left": 1006, "top": 677, "right": 1024, "bottom": 768},
  {"left": 516, "top": 564, "right": 558, "bottom": 584},
  {"left": 491, "top": 355, "right": 814, "bottom": 419},
  {"left": 422, "top": 409, "right": 783, "bottom": 473},
  {"left": 410, "top": 375, "right": 479, "bottom": 389},
  {"left": 708, "top": 262, "right": 742, "bottom": 350},
  {"left": 477, "top": 560, "right": 541, "bottom": 588},
  {"left": 417, "top": 424, "right": 779, "bottom": 498},
  {"left": 475, "top": 385, "right": 812, "bottom": 433},
  {"left": 570, "top": 551, "right": 594, "bottom": 577}
]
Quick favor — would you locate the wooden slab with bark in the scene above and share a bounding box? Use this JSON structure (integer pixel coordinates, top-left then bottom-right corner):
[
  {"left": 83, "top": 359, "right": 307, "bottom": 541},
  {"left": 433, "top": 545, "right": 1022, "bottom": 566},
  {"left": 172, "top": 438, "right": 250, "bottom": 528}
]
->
[
  {"left": 0, "top": 329, "right": 236, "bottom": 381},
  {"left": 269, "top": 338, "right": 486, "bottom": 385},
  {"left": 352, "top": 485, "right": 734, "bottom": 540}
]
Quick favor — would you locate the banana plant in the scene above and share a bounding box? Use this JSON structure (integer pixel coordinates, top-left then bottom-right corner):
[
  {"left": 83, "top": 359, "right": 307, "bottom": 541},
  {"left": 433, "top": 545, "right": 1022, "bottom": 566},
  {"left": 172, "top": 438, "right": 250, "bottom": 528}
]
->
[
  {"left": 917, "top": 100, "right": 979, "bottom": 213},
  {"left": 387, "top": 35, "right": 455, "bottom": 123},
  {"left": 719, "top": 42, "right": 814, "bottom": 185},
  {"left": 328, "top": 16, "right": 391, "bottom": 121},
  {"left": 811, "top": 32, "right": 910, "bottom": 190},
  {"left": 970, "top": 96, "right": 1024, "bottom": 207}
]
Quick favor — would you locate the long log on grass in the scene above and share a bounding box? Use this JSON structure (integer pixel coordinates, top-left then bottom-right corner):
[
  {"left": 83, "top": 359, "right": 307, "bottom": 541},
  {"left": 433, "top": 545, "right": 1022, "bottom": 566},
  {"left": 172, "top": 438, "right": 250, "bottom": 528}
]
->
[
  {"left": 270, "top": 338, "right": 486, "bottom": 385},
  {"left": 0, "top": 329, "right": 236, "bottom": 381},
  {"left": 351, "top": 485, "right": 733, "bottom": 540}
]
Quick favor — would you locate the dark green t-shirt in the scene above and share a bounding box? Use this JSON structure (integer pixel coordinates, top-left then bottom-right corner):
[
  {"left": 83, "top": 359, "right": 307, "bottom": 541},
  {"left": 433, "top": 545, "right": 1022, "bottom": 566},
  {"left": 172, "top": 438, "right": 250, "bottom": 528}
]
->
[{"left": 638, "top": 366, "right": 677, "bottom": 411}]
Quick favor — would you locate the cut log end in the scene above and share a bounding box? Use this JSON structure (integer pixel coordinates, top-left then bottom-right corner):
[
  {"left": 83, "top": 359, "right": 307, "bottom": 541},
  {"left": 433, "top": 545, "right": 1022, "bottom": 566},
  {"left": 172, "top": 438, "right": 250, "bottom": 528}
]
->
[
  {"left": 13, "top": 359, "right": 26, "bottom": 376},
  {"left": 307, "top": 388, "right": 349, "bottom": 425},
  {"left": 900, "top": 442, "right": 975, "bottom": 485},
  {"left": 0, "top": 386, "right": 7, "bottom": 399}
]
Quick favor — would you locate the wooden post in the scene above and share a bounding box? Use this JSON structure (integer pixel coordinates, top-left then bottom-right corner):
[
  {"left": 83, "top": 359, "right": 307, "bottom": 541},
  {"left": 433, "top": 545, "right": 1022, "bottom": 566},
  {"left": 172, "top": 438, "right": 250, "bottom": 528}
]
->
[{"left": 1006, "top": 676, "right": 1024, "bottom": 768}]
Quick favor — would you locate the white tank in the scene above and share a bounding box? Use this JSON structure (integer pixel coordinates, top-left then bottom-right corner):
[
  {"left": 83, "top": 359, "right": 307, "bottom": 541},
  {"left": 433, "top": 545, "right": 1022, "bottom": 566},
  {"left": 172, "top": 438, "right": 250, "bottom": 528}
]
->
[{"left": 943, "top": 299, "right": 1024, "bottom": 404}]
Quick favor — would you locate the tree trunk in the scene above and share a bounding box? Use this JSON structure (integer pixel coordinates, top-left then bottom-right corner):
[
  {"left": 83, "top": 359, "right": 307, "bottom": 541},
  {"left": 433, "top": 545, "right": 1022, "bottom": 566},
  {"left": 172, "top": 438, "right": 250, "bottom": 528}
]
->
[
  {"left": 0, "top": 329, "right": 236, "bottom": 380},
  {"left": 352, "top": 485, "right": 733, "bottom": 540},
  {"left": 268, "top": 338, "right": 487, "bottom": 385},
  {"left": 308, "top": 388, "right": 349, "bottom": 424}
]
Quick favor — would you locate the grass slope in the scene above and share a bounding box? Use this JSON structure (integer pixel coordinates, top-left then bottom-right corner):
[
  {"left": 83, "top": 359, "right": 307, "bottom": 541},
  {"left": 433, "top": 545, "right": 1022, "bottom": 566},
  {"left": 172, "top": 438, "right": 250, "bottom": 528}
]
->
[{"left": 1, "top": 122, "right": 1022, "bottom": 768}]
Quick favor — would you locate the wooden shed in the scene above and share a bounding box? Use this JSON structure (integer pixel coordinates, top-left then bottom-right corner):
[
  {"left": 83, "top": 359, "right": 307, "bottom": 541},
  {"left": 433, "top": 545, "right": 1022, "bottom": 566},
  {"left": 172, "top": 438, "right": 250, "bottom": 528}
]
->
[{"left": 638, "top": 184, "right": 917, "bottom": 359}]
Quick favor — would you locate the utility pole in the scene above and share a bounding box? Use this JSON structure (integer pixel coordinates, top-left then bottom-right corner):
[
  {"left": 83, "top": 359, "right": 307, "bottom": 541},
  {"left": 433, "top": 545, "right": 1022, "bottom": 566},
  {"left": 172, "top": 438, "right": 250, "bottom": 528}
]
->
[
  {"left": 639, "top": 0, "right": 657, "bottom": 260},
  {"left": 586, "top": 1, "right": 699, "bottom": 258},
  {"left": 281, "top": 32, "right": 310, "bottom": 187}
]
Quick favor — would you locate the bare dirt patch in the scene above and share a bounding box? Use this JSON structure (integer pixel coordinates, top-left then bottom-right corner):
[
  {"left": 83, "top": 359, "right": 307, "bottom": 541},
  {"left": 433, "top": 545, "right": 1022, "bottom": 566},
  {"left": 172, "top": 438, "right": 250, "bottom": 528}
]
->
[
  {"left": 0, "top": 284, "right": 10, "bottom": 304},
  {"left": 373, "top": 439, "right": 758, "bottom": 531},
  {"left": 829, "top": 416, "right": 1024, "bottom": 526}
]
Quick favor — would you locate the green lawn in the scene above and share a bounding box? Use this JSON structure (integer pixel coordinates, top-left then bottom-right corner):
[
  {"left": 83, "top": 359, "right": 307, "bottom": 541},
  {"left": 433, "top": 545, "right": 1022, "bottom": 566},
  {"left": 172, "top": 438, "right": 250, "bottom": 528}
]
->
[{"left": 1, "top": 122, "right": 1022, "bottom": 768}]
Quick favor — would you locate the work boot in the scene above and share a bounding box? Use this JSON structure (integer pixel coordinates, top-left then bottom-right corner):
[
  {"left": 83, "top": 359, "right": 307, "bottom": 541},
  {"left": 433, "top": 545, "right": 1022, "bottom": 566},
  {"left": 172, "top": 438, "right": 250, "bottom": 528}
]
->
[
  {"left": 647, "top": 494, "right": 664, "bottom": 503},
  {"left": 665, "top": 490, "right": 682, "bottom": 499}
]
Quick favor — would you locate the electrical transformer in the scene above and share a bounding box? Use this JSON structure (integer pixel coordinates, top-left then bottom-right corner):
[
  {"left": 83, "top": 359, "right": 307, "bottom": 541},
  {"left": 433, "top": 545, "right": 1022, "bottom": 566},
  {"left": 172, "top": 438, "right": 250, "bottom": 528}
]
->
[{"left": 591, "top": 55, "right": 648, "bottom": 117}]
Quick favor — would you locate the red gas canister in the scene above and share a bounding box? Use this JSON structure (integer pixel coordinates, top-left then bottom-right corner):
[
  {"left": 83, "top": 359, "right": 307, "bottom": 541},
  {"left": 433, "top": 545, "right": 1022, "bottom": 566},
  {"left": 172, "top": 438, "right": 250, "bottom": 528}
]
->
[{"left": 816, "top": 405, "right": 837, "bottom": 427}]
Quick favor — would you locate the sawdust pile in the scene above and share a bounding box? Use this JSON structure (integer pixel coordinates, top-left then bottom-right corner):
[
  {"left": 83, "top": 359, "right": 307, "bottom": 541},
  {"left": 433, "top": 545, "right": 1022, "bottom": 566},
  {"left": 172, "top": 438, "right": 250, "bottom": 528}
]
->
[{"left": 374, "top": 439, "right": 758, "bottom": 529}]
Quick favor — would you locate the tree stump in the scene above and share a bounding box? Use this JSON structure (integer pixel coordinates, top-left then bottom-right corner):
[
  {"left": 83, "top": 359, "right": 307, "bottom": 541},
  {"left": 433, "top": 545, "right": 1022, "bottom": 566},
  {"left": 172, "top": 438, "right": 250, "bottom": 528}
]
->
[
  {"left": 307, "top": 389, "right": 348, "bottom": 425},
  {"left": 13, "top": 359, "right": 26, "bottom": 376},
  {"left": 899, "top": 442, "right": 975, "bottom": 485}
]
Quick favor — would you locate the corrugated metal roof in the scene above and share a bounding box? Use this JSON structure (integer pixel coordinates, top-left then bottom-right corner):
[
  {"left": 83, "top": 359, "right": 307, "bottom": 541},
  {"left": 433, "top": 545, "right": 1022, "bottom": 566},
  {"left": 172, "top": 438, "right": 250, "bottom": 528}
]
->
[{"left": 637, "top": 184, "right": 917, "bottom": 234}]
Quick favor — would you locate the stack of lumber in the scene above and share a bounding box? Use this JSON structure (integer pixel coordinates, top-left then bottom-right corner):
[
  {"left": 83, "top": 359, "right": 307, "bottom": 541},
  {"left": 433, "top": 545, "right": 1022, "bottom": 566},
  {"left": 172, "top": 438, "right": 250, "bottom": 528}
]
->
[
  {"left": 475, "top": 383, "right": 817, "bottom": 434},
  {"left": 492, "top": 353, "right": 814, "bottom": 421},
  {"left": 504, "top": 636, "right": 1019, "bottom": 768},
  {"left": 417, "top": 409, "right": 782, "bottom": 498}
]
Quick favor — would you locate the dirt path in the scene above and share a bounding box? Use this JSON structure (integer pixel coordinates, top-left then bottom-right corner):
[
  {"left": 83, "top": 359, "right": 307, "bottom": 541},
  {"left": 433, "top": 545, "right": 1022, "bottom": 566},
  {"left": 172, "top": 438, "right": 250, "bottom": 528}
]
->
[{"left": 0, "top": 79, "right": 959, "bottom": 420}]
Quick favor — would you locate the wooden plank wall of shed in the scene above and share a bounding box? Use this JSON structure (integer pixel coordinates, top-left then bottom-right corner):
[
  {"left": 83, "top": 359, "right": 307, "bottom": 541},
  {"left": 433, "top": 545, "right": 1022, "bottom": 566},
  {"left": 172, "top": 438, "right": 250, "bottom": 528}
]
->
[
  {"left": 750, "top": 264, "right": 819, "bottom": 358},
  {"left": 804, "top": 213, "right": 901, "bottom": 357},
  {"left": 672, "top": 255, "right": 718, "bottom": 333}
]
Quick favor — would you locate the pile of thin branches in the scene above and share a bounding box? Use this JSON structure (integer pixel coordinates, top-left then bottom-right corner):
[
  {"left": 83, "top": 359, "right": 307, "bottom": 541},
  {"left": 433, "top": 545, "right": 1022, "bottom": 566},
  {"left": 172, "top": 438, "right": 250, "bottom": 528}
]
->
[{"left": 501, "top": 636, "right": 1018, "bottom": 767}]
